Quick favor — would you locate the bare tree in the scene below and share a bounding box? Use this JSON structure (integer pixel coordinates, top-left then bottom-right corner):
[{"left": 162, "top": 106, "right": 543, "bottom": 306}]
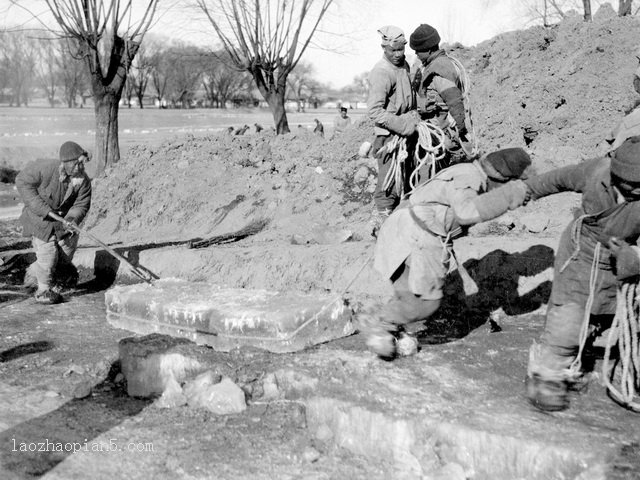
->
[
  {"left": 195, "top": 0, "right": 335, "bottom": 134},
  {"left": 58, "top": 39, "right": 89, "bottom": 108},
  {"left": 35, "top": 33, "right": 61, "bottom": 107},
  {"left": 202, "top": 50, "right": 251, "bottom": 108},
  {"left": 0, "top": 31, "right": 37, "bottom": 106},
  {"left": 287, "top": 61, "right": 315, "bottom": 112},
  {"left": 39, "top": 0, "right": 159, "bottom": 175},
  {"left": 129, "top": 41, "right": 157, "bottom": 108},
  {"left": 619, "top": 0, "right": 633, "bottom": 15},
  {"left": 582, "top": 0, "right": 592, "bottom": 21},
  {"left": 520, "top": 0, "right": 601, "bottom": 25},
  {"left": 165, "top": 42, "right": 205, "bottom": 108}
]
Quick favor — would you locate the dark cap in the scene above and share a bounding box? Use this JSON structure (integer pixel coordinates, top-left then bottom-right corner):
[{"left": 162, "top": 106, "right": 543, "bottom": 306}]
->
[
  {"left": 482, "top": 148, "right": 532, "bottom": 181},
  {"left": 59, "top": 141, "right": 87, "bottom": 162},
  {"left": 612, "top": 135, "right": 640, "bottom": 183},
  {"left": 409, "top": 24, "right": 441, "bottom": 52}
]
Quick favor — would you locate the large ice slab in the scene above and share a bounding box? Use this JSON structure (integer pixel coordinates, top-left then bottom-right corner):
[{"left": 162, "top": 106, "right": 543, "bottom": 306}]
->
[{"left": 105, "top": 279, "right": 355, "bottom": 353}]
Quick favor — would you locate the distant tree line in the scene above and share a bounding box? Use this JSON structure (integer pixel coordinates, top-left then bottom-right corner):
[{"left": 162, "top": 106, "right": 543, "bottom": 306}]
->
[
  {"left": 522, "top": 0, "right": 640, "bottom": 25},
  {"left": 0, "top": 30, "right": 263, "bottom": 109},
  {"left": 0, "top": 28, "right": 368, "bottom": 112}
]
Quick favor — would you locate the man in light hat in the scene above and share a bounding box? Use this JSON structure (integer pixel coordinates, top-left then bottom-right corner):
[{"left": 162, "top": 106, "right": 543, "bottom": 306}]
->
[
  {"left": 16, "top": 141, "right": 92, "bottom": 304},
  {"left": 363, "top": 147, "right": 532, "bottom": 359},
  {"left": 409, "top": 23, "right": 475, "bottom": 165},
  {"left": 524, "top": 135, "right": 640, "bottom": 412},
  {"left": 333, "top": 106, "right": 351, "bottom": 135},
  {"left": 367, "top": 25, "right": 419, "bottom": 237}
]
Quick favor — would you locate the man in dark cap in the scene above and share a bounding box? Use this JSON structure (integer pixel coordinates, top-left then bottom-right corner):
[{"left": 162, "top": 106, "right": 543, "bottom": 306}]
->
[
  {"left": 367, "top": 25, "right": 419, "bottom": 237},
  {"left": 524, "top": 135, "right": 640, "bottom": 412},
  {"left": 16, "top": 141, "right": 92, "bottom": 304},
  {"left": 362, "top": 147, "right": 532, "bottom": 359},
  {"left": 409, "top": 23, "right": 476, "bottom": 165}
]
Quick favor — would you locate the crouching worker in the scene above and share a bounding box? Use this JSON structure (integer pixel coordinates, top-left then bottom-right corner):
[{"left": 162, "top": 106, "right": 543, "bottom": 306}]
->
[
  {"left": 363, "top": 148, "right": 532, "bottom": 358},
  {"left": 16, "top": 141, "right": 92, "bottom": 304},
  {"left": 524, "top": 135, "right": 640, "bottom": 412}
]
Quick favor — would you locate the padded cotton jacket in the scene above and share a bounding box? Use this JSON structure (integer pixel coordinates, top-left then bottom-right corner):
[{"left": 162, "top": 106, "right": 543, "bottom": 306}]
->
[{"left": 16, "top": 158, "right": 91, "bottom": 242}]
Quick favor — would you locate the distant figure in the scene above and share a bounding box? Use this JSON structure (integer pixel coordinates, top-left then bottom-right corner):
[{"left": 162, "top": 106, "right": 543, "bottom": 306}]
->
[
  {"left": 254, "top": 123, "right": 264, "bottom": 133},
  {"left": 333, "top": 106, "right": 352, "bottom": 135},
  {"left": 234, "top": 124, "right": 249, "bottom": 135},
  {"left": 226, "top": 126, "right": 234, "bottom": 135},
  {"left": 313, "top": 119, "right": 324, "bottom": 137}
]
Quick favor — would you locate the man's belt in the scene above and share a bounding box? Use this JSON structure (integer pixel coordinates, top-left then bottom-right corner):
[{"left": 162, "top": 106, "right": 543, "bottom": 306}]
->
[{"left": 406, "top": 204, "right": 463, "bottom": 240}]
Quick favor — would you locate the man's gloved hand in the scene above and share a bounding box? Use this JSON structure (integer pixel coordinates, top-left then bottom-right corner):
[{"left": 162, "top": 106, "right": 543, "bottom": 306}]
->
[{"left": 609, "top": 237, "right": 640, "bottom": 281}]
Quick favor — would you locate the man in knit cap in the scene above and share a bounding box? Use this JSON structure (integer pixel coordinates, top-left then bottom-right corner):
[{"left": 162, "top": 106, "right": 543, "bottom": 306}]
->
[
  {"left": 367, "top": 25, "right": 419, "bottom": 237},
  {"left": 16, "top": 141, "right": 92, "bottom": 304},
  {"left": 524, "top": 135, "right": 640, "bottom": 412},
  {"left": 362, "top": 147, "right": 532, "bottom": 359},
  {"left": 409, "top": 23, "right": 476, "bottom": 166}
]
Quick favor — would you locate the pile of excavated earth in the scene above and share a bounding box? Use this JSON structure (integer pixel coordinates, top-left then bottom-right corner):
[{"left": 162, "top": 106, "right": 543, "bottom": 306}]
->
[{"left": 2, "top": 5, "right": 640, "bottom": 479}]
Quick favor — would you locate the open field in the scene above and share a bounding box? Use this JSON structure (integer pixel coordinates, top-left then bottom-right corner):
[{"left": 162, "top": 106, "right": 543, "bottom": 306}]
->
[{"left": 0, "top": 106, "right": 366, "bottom": 171}]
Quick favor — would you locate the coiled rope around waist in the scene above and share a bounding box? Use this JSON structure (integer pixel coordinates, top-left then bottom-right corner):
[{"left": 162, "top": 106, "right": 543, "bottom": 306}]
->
[
  {"left": 567, "top": 236, "right": 640, "bottom": 412},
  {"left": 409, "top": 121, "right": 447, "bottom": 192},
  {"left": 602, "top": 282, "right": 640, "bottom": 412},
  {"left": 381, "top": 122, "right": 447, "bottom": 197}
]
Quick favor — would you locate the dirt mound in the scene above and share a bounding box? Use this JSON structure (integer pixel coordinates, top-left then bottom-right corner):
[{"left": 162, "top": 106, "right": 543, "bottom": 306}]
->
[
  {"left": 455, "top": 7, "right": 640, "bottom": 171},
  {"left": 86, "top": 10, "right": 640, "bottom": 245},
  {"left": 85, "top": 125, "right": 377, "bottom": 245}
]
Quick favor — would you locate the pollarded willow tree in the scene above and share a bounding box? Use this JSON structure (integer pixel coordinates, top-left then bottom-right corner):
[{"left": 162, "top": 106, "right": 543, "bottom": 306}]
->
[
  {"left": 195, "top": 0, "right": 334, "bottom": 134},
  {"left": 42, "top": 0, "right": 159, "bottom": 175}
]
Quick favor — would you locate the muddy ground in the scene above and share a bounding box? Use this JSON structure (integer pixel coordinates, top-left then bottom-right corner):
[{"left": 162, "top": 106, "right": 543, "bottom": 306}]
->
[{"left": 2, "top": 7, "right": 640, "bottom": 480}]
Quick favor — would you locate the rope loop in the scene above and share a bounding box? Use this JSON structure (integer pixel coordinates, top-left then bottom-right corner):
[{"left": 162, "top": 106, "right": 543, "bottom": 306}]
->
[{"left": 602, "top": 281, "right": 640, "bottom": 412}]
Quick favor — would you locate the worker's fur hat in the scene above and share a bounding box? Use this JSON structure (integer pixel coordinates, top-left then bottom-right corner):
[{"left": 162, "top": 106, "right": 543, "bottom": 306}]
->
[
  {"left": 59, "top": 141, "right": 87, "bottom": 162},
  {"left": 481, "top": 148, "right": 532, "bottom": 182},
  {"left": 612, "top": 135, "right": 640, "bottom": 183},
  {"left": 410, "top": 24, "right": 441, "bottom": 53}
]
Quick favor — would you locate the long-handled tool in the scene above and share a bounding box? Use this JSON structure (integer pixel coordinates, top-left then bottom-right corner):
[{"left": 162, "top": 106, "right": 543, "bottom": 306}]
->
[{"left": 48, "top": 212, "right": 155, "bottom": 284}]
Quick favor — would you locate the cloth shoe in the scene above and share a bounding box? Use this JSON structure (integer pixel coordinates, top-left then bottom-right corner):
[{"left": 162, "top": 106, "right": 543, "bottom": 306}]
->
[
  {"left": 34, "top": 288, "right": 63, "bottom": 305},
  {"left": 525, "top": 373, "right": 570, "bottom": 412},
  {"left": 395, "top": 331, "right": 419, "bottom": 357},
  {"left": 366, "top": 330, "right": 397, "bottom": 359}
]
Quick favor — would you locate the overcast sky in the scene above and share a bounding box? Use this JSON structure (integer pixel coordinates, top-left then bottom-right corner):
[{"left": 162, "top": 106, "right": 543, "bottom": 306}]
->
[{"left": 1, "top": 0, "right": 620, "bottom": 89}]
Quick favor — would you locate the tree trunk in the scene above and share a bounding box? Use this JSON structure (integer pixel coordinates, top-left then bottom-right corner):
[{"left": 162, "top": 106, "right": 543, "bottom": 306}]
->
[
  {"left": 583, "top": 0, "right": 592, "bottom": 21},
  {"left": 265, "top": 91, "right": 290, "bottom": 134},
  {"left": 619, "top": 0, "right": 633, "bottom": 15},
  {"left": 93, "top": 91, "right": 121, "bottom": 177}
]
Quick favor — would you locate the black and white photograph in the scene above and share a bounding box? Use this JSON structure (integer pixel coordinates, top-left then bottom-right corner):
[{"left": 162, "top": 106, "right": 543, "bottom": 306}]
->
[{"left": 1, "top": 1, "right": 639, "bottom": 478}]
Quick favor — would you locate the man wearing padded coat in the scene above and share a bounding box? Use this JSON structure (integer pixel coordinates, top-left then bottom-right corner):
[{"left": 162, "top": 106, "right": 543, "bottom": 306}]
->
[
  {"left": 363, "top": 148, "right": 532, "bottom": 358},
  {"left": 367, "top": 25, "right": 419, "bottom": 236},
  {"left": 523, "top": 135, "right": 640, "bottom": 412},
  {"left": 16, "top": 141, "right": 92, "bottom": 304}
]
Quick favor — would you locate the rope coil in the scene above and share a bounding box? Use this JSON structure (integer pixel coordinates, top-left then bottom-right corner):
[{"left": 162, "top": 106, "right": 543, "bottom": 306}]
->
[
  {"left": 602, "top": 282, "right": 640, "bottom": 412},
  {"left": 380, "top": 122, "right": 447, "bottom": 198},
  {"left": 449, "top": 54, "right": 479, "bottom": 157}
]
